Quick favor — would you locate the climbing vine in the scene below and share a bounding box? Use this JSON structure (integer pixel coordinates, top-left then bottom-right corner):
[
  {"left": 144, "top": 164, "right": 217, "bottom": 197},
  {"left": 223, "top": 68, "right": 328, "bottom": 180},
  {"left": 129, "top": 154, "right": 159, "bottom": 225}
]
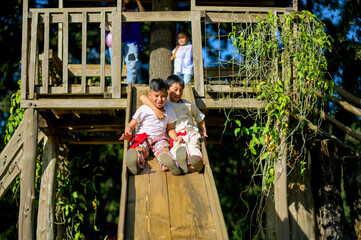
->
[{"left": 228, "top": 10, "right": 333, "bottom": 237}]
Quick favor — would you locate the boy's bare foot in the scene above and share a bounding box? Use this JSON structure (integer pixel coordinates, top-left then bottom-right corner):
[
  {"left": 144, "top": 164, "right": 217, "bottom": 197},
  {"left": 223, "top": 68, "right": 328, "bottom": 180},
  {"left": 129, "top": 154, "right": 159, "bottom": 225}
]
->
[
  {"left": 176, "top": 147, "right": 188, "bottom": 173},
  {"left": 188, "top": 155, "right": 204, "bottom": 172},
  {"left": 160, "top": 154, "right": 181, "bottom": 175},
  {"left": 126, "top": 149, "right": 138, "bottom": 175}
]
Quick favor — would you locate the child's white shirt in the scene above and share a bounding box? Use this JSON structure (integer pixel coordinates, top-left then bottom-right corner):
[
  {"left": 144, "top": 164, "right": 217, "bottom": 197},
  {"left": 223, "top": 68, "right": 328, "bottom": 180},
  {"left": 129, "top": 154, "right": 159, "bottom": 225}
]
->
[
  {"left": 172, "top": 45, "right": 193, "bottom": 75},
  {"left": 167, "top": 99, "right": 205, "bottom": 133},
  {"left": 132, "top": 102, "right": 177, "bottom": 138}
]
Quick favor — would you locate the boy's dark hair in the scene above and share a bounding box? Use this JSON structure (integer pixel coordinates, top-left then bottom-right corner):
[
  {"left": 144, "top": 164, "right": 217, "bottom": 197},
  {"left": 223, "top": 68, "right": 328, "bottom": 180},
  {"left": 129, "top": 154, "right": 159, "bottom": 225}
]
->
[
  {"left": 150, "top": 78, "right": 169, "bottom": 92},
  {"left": 167, "top": 75, "right": 185, "bottom": 88},
  {"left": 177, "top": 30, "right": 191, "bottom": 39}
]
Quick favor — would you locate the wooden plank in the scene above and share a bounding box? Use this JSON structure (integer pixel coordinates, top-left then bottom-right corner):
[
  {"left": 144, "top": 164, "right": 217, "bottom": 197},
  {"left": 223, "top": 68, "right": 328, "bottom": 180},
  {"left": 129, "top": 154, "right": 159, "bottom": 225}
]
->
[
  {"left": 0, "top": 131, "right": 44, "bottom": 200},
  {"left": 37, "top": 135, "right": 59, "bottom": 240},
  {"left": 205, "top": 12, "right": 267, "bottom": 23},
  {"left": 0, "top": 120, "right": 26, "bottom": 180},
  {"left": 122, "top": 11, "right": 191, "bottom": 22},
  {"left": 37, "top": 85, "right": 113, "bottom": 94},
  {"left": 18, "top": 108, "right": 38, "bottom": 240},
  {"left": 192, "top": 11, "right": 205, "bottom": 97},
  {"left": 112, "top": 11, "right": 121, "bottom": 98},
  {"left": 192, "top": 6, "right": 295, "bottom": 13},
  {"left": 28, "top": 12, "right": 39, "bottom": 100},
  {"left": 21, "top": 0, "right": 29, "bottom": 100},
  {"left": 68, "top": 64, "right": 127, "bottom": 77},
  {"left": 195, "top": 98, "right": 266, "bottom": 109},
  {"left": 167, "top": 172, "right": 217, "bottom": 239},
  {"left": 206, "top": 85, "right": 258, "bottom": 93},
  {"left": 148, "top": 159, "right": 172, "bottom": 239},
  {"left": 100, "top": 11, "right": 106, "bottom": 93},
  {"left": 62, "top": 12, "right": 69, "bottom": 93},
  {"left": 184, "top": 84, "right": 228, "bottom": 240},
  {"left": 125, "top": 161, "right": 150, "bottom": 240},
  {"left": 334, "top": 85, "right": 361, "bottom": 106},
  {"left": 81, "top": 12, "right": 87, "bottom": 93},
  {"left": 21, "top": 99, "right": 128, "bottom": 109},
  {"left": 43, "top": 12, "right": 50, "bottom": 93},
  {"left": 118, "top": 84, "right": 132, "bottom": 240}
]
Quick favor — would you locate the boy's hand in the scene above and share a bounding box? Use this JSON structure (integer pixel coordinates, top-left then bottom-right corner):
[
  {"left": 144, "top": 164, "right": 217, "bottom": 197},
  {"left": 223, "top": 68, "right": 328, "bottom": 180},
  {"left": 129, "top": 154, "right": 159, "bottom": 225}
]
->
[
  {"left": 174, "top": 136, "right": 185, "bottom": 143},
  {"left": 202, "top": 132, "right": 208, "bottom": 146},
  {"left": 153, "top": 108, "right": 165, "bottom": 119},
  {"left": 119, "top": 131, "right": 133, "bottom": 141}
]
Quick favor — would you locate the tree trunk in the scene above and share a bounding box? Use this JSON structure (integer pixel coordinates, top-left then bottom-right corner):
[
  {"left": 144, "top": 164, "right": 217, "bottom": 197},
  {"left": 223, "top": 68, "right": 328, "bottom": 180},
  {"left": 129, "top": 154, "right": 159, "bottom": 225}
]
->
[
  {"left": 149, "top": 0, "right": 175, "bottom": 81},
  {"left": 343, "top": 156, "right": 361, "bottom": 239},
  {"left": 310, "top": 139, "right": 350, "bottom": 239},
  {"left": 288, "top": 151, "right": 317, "bottom": 240}
]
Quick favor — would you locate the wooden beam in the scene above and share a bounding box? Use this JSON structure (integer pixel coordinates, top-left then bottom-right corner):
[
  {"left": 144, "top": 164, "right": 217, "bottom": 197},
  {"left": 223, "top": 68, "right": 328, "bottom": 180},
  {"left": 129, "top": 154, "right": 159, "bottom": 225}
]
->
[
  {"left": 206, "top": 85, "right": 258, "bottom": 93},
  {"left": 62, "top": 12, "right": 69, "bottom": 93},
  {"left": 192, "top": 6, "right": 296, "bottom": 13},
  {"left": 118, "top": 84, "right": 132, "bottom": 239},
  {"left": 21, "top": 0, "right": 29, "bottom": 100},
  {"left": 43, "top": 12, "right": 50, "bottom": 94},
  {"left": 195, "top": 98, "right": 266, "bottom": 109},
  {"left": 111, "top": 11, "right": 121, "bottom": 98},
  {"left": 192, "top": 11, "right": 205, "bottom": 97},
  {"left": 21, "top": 99, "right": 128, "bottom": 109},
  {"left": 81, "top": 11, "right": 87, "bottom": 93},
  {"left": 315, "top": 108, "right": 361, "bottom": 143},
  {"left": 205, "top": 12, "right": 267, "bottom": 23},
  {"left": 37, "top": 135, "right": 59, "bottom": 240},
  {"left": 19, "top": 108, "right": 39, "bottom": 240},
  {"left": 334, "top": 85, "right": 361, "bottom": 106},
  {"left": 28, "top": 12, "right": 39, "bottom": 100}
]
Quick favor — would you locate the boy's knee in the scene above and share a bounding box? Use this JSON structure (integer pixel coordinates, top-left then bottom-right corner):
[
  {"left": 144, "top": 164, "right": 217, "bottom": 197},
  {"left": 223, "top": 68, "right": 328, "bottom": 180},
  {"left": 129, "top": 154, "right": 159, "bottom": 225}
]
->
[{"left": 128, "top": 53, "right": 136, "bottom": 61}]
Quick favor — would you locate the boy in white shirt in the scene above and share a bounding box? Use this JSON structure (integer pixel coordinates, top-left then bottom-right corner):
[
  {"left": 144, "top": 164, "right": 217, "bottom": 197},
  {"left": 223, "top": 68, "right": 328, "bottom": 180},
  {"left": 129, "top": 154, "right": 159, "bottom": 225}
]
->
[
  {"left": 120, "top": 78, "right": 183, "bottom": 175},
  {"left": 140, "top": 75, "right": 207, "bottom": 174}
]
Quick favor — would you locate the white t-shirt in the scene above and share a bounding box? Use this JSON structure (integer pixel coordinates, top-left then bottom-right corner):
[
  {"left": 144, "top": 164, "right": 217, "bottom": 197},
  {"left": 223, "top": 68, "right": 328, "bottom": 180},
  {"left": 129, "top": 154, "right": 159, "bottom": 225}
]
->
[
  {"left": 167, "top": 99, "right": 205, "bottom": 132},
  {"left": 172, "top": 45, "right": 193, "bottom": 75},
  {"left": 132, "top": 102, "right": 177, "bottom": 138}
]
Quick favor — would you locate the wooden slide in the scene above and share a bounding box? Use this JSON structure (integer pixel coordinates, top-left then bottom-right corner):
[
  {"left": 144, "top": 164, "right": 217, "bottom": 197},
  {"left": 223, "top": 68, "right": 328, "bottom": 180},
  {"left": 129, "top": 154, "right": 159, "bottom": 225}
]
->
[{"left": 117, "top": 84, "right": 228, "bottom": 239}]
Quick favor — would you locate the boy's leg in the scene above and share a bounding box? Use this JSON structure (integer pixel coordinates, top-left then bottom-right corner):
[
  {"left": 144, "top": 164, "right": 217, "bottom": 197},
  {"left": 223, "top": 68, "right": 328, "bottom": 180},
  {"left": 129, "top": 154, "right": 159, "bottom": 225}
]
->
[
  {"left": 124, "top": 43, "right": 139, "bottom": 84},
  {"left": 183, "top": 74, "right": 192, "bottom": 84},
  {"left": 185, "top": 131, "right": 204, "bottom": 172},
  {"left": 152, "top": 138, "right": 181, "bottom": 175},
  {"left": 126, "top": 140, "right": 150, "bottom": 174}
]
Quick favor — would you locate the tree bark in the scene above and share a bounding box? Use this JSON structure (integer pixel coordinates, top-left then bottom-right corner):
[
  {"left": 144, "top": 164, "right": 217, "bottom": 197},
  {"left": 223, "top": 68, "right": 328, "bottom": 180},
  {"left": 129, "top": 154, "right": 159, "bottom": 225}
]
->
[
  {"left": 310, "top": 139, "right": 350, "bottom": 240},
  {"left": 149, "top": 0, "right": 175, "bottom": 81},
  {"left": 343, "top": 156, "right": 361, "bottom": 239}
]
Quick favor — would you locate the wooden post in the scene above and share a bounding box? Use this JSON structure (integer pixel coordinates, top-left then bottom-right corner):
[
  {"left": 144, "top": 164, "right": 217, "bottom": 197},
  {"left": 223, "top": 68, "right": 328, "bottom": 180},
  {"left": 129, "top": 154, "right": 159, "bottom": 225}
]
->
[
  {"left": 21, "top": 0, "right": 29, "bottom": 100},
  {"left": 111, "top": 11, "right": 121, "bottom": 98},
  {"left": 191, "top": 10, "right": 205, "bottom": 97},
  {"left": 58, "top": 0, "right": 63, "bottom": 60},
  {"left": 37, "top": 135, "right": 59, "bottom": 240},
  {"left": 19, "top": 108, "right": 38, "bottom": 240}
]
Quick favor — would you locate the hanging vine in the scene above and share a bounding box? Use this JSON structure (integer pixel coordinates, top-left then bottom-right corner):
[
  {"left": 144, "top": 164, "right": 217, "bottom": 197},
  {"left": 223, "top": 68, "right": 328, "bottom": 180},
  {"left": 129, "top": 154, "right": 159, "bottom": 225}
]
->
[{"left": 228, "top": 10, "right": 333, "bottom": 237}]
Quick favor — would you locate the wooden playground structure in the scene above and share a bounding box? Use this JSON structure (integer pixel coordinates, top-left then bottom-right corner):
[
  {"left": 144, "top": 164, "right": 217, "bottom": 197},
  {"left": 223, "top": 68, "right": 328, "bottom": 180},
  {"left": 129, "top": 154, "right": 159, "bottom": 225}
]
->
[{"left": 0, "top": 0, "right": 323, "bottom": 239}]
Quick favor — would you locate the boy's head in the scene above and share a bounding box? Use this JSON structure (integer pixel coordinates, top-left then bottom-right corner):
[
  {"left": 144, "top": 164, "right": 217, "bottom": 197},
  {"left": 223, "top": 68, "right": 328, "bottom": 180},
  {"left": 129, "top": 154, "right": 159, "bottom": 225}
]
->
[
  {"left": 148, "top": 79, "right": 169, "bottom": 109},
  {"left": 166, "top": 75, "right": 184, "bottom": 103}
]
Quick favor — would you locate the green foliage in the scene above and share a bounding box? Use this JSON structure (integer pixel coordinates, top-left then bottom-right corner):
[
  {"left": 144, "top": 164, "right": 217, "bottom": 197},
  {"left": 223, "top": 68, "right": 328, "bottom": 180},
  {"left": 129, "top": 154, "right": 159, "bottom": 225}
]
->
[
  {"left": 4, "top": 80, "right": 24, "bottom": 144},
  {"left": 228, "top": 11, "right": 333, "bottom": 237}
]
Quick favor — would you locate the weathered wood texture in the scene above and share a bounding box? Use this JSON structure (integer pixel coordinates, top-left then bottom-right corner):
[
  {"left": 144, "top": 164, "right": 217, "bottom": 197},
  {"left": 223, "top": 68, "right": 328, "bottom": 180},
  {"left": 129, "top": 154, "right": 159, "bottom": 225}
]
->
[
  {"left": 37, "top": 135, "right": 59, "bottom": 240},
  {"left": 192, "top": 10, "right": 205, "bottom": 97},
  {"left": 288, "top": 151, "right": 316, "bottom": 240},
  {"left": 310, "top": 140, "right": 350, "bottom": 240},
  {"left": 117, "top": 84, "right": 132, "bottom": 240},
  {"left": 343, "top": 156, "right": 361, "bottom": 239},
  {"left": 19, "top": 108, "right": 39, "bottom": 240}
]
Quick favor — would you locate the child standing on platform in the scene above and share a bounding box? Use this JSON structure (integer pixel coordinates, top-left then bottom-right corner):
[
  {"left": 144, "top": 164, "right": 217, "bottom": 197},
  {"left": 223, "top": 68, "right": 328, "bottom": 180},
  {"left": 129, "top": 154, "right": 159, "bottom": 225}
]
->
[
  {"left": 140, "top": 75, "right": 207, "bottom": 174},
  {"left": 119, "top": 79, "right": 184, "bottom": 175},
  {"left": 106, "top": 0, "right": 145, "bottom": 84},
  {"left": 170, "top": 30, "right": 193, "bottom": 84}
]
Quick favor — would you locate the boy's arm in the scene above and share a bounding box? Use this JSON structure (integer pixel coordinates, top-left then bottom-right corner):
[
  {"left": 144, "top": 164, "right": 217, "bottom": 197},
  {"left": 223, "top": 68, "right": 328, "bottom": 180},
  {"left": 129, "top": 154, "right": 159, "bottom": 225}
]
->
[
  {"left": 119, "top": 119, "right": 138, "bottom": 140},
  {"left": 136, "top": 0, "right": 146, "bottom": 12},
  {"left": 167, "top": 122, "right": 184, "bottom": 143},
  {"left": 199, "top": 120, "right": 208, "bottom": 145},
  {"left": 139, "top": 94, "right": 165, "bottom": 119}
]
